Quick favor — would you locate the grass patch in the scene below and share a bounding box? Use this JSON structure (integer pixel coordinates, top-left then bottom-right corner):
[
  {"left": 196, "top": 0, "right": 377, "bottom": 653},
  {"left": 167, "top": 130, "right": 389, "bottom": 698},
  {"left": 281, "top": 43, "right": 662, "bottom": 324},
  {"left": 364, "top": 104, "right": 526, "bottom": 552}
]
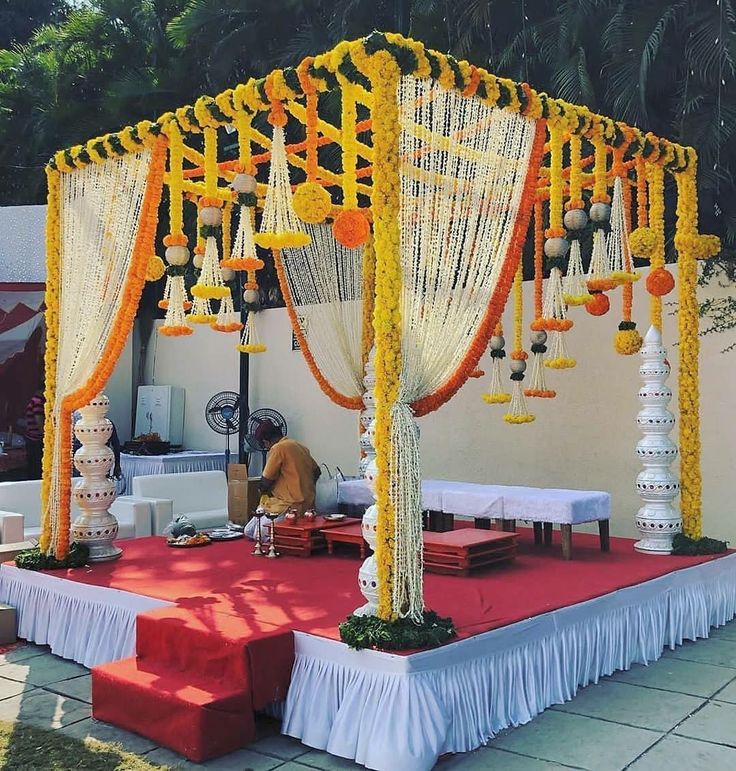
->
[{"left": 0, "top": 720, "right": 168, "bottom": 770}]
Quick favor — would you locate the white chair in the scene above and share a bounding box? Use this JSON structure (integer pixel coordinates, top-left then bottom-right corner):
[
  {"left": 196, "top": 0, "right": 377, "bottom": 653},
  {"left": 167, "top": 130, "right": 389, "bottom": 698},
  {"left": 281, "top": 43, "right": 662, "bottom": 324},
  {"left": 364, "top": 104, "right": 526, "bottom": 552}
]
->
[
  {"left": 0, "top": 479, "right": 151, "bottom": 542},
  {"left": 132, "top": 470, "right": 229, "bottom": 535}
]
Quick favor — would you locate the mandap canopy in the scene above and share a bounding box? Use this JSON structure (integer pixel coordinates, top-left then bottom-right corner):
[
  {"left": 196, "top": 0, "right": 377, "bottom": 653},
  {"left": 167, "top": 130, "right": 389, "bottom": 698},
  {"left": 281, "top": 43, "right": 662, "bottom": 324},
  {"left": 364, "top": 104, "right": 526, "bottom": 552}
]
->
[{"left": 42, "top": 32, "right": 719, "bottom": 620}]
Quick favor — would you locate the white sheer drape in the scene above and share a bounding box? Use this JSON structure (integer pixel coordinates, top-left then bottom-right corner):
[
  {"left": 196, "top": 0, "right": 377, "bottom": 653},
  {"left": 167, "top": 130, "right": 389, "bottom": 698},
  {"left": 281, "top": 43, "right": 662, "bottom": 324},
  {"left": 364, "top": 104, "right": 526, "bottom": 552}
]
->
[
  {"left": 282, "top": 223, "right": 364, "bottom": 399},
  {"left": 390, "top": 76, "right": 539, "bottom": 617},
  {"left": 48, "top": 151, "right": 152, "bottom": 548}
]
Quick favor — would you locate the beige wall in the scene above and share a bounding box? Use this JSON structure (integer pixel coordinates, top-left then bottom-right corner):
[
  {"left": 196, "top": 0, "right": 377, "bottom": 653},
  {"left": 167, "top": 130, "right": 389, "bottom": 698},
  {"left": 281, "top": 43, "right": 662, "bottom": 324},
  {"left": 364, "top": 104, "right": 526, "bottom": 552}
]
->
[{"left": 140, "top": 272, "right": 736, "bottom": 543}]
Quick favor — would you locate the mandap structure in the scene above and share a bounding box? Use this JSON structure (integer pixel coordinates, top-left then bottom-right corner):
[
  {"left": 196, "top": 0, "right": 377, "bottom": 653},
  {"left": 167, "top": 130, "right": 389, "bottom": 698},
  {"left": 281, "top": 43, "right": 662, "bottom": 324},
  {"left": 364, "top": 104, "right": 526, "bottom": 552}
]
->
[{"left": 41, "top": 32, "right": 719, "bottom": 624}]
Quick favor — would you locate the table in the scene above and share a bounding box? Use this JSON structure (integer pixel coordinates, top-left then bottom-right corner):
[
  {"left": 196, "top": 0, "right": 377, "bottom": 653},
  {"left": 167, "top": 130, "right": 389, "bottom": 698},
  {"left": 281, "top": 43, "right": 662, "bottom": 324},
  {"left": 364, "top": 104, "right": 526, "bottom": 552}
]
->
[
  {"left": 120, "top": 451, "right": 226, "bottom": 495},
  {"left": 272, "top": 516, "right": 348, "bottom": 558},
  {"left": 323, "top": 522, "right": 367, "bottom": 559}
]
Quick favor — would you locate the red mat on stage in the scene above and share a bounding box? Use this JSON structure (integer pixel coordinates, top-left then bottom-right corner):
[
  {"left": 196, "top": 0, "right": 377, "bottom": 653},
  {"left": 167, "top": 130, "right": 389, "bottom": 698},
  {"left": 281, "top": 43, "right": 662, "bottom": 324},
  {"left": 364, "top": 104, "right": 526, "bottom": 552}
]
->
[{"left": 58, "top": 528, "right": 721, "bottom": 641}]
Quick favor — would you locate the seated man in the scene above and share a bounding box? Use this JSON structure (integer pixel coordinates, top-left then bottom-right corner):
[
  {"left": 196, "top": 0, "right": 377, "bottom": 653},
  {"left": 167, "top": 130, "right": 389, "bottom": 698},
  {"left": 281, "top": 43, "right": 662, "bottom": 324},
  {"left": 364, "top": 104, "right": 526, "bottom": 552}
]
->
[{"left": 244, "top": 420, "right": 321, "bottom": 540}]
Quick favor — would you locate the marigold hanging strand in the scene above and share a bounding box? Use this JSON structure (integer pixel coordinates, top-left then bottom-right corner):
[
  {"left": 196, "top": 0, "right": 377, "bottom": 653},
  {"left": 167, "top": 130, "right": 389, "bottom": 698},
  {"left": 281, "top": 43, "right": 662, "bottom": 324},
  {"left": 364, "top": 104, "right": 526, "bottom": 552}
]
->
[
  {"left": 505, "top": 261, "right": 535, "bottom": 423},
  {"left": 527, "top": 201, "right": 555, "bottom": 397},
  {"left": 614, "top": 161, "right": 643, "bottom": 355},
  {"left": 255, "top": 92, "right": 310, "bottom": 249},
  {"left": 159, "top": 120, "right": 192, "bottom": 335},
  {"left": 482, "top": 323, "right": 511, "bottom": 405},
  {"left": 562, "top": 132, "right": 591, "bottom": 305}
]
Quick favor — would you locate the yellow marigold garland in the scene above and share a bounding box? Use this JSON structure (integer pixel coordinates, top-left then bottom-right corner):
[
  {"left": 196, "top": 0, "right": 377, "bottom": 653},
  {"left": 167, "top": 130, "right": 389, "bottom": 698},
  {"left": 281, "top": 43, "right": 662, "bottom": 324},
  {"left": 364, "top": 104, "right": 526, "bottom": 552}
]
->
[
  {"left": 674, "top": 159, "right": 720, "bottom": 539},
  {"left": 647, "top": 163, "right": 666, "bottom": 330},
  {"left": 362, "top": 47, "right": 402, "bottom": 621},
  {"left": 39, "top": 167, "right": 61, "bottom": 554}
]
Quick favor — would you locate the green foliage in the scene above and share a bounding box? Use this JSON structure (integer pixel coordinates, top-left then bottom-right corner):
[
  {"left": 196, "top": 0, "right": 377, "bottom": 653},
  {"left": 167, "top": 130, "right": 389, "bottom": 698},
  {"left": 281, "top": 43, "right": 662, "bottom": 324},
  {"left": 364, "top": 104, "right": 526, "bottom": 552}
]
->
[
  {"left": 339, "top": 610, "right": 456, "bottom": 650},
  {"left": 671, "top": 532, "right": 728, "bottom": 556},
  {"left": 15, "top": 542, "right": 89, "bottom": 571},
  {"left": 1, "top": 0, "right": 735, "bottom": 331}
]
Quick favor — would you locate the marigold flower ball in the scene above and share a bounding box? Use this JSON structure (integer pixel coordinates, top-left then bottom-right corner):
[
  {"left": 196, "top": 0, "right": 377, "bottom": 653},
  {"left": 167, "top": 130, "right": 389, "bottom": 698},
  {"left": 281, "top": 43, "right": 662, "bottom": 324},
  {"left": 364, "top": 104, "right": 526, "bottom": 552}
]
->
[
  {"left": 646, "top": 267, "right": 675, "bottom": 297},
  {"left": 629, "top": 227, "right": 657, "bottom": 259},
  {"left": 145, "top": 255, "right": 165, "bottom": 282},
  {"left": 585, "top": 292, "right": 610, "bottom": 316},
  {"left": 332, "top": 208, "right": 371, "bottom": 249},
  {"left": 614, "top": 329, "right": 643, "bottom": 355},
  {"left": 293, "top": 182, "right": 332, "bottom": 224}
]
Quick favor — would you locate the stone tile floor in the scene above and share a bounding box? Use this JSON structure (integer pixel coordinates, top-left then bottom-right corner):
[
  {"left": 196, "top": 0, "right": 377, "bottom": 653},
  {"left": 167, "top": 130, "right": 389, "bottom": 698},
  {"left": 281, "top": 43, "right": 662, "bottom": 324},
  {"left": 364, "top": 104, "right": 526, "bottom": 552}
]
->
[{"left": 4, "top": 621, "right": 736, "bottom": 770}]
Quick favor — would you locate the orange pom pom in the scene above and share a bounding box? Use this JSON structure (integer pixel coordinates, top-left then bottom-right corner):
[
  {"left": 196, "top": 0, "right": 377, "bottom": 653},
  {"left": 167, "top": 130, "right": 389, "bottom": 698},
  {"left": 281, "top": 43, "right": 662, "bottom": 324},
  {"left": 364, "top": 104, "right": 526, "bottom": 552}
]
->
[
  {"left": 586, "top": 292, "right": 610, "bottom": 316},
  {"left": 646, "top": 267, "right": 675, "bottom": 297},
  {"left": 332, "top": 209, "right": 370, "bottom": 249}
]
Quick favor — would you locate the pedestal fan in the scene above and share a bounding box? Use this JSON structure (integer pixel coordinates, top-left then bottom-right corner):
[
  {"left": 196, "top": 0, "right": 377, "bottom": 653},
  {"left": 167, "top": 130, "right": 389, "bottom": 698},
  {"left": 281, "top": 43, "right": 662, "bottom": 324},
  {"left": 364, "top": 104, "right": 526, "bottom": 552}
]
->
[
  {"left": 205, "top": 391, "right": 242, "bottom": 469},
  {"left": 244, "top": 408, "right": 287, "bottom": 469}
]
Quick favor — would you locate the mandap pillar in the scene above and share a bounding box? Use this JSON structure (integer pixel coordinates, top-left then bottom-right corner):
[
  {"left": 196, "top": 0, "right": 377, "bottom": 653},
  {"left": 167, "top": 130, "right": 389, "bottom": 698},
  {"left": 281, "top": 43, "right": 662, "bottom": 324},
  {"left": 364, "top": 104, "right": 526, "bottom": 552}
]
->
[
  {"left": 70, "top": 394, "right": 122, "bottom": 561},
  {"left": 634, "top": 326, "right": 681, "bottom": 553}
]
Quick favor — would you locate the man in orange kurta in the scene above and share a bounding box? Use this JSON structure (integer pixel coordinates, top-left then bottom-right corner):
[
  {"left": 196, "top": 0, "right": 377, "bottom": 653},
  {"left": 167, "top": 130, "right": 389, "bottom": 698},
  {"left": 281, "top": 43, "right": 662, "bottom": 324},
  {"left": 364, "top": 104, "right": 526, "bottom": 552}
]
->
[
  {"left": 258, "top": 420, "right": 320, "bottom": 514},
  {"left": 244, "top": 420, "right": 321, "bottom": 541}
]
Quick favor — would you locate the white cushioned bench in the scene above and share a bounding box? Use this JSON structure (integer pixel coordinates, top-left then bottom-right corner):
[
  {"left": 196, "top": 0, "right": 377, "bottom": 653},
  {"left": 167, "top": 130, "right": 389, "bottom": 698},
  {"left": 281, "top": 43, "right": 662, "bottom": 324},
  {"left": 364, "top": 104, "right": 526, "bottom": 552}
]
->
[{"left": 337, "top": 479, "right": 610, "bottom": 559}]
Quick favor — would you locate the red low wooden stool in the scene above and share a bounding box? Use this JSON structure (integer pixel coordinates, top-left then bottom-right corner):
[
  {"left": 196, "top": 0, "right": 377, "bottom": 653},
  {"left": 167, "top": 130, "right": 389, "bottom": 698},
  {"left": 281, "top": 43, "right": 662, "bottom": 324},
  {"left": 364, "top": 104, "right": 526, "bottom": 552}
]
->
[
  {"left": 323, "top": 522, "right": 368, "bottom": 559},
  {"left": 272, "top": 516, "right": 347, "bottom": 557},
  {"left": 423, "top": 529, "right": 518, "bottom": 576}
]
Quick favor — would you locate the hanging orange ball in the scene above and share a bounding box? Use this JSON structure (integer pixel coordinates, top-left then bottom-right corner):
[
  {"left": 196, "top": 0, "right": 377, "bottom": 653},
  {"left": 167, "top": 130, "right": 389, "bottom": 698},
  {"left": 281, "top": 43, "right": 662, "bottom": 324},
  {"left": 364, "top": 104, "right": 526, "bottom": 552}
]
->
[
  {"left": 332, "top": 209, "right": 371, "bottom": 249},
  {"left": 646, "top": 267, "right": 675, "bottom": 297},
  {"left": 585, "top": 292, "right": 610, "bottom": 316}
]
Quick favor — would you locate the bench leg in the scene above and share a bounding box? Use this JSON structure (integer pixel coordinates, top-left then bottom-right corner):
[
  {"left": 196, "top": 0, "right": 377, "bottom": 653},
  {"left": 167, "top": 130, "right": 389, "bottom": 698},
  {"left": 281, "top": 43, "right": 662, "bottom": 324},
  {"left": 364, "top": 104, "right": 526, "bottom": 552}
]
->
[
  {"left": 561, "top": 524, "right": 572, "bottom": 560},
  {"left": 599, "top": 520, "right": 610, "bottom": 552},
  {"left": 441, "top": 512, "right": 454, "bottom": 532},
  {"left": 533, "top": 522, "right": 543, "bottom": 545},
  {"left": 502, "top": 519, "right": 516, "bottom": 533},
  {"left": 543, "top": 522, "right": 553, "bottom": 546},
  {"left": 475, "top": 518, "right": 491, "bottom": 530}
]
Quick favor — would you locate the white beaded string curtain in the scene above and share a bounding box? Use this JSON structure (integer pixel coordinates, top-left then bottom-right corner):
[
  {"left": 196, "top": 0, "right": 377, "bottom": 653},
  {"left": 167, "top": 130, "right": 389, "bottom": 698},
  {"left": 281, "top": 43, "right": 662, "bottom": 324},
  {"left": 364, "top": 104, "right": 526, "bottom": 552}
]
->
[
  {"left": 42, "top": 138, "right": 166, "bottom": 557},
  {"left": 374, "top": 74, "right": 545, "bottom": 619}
]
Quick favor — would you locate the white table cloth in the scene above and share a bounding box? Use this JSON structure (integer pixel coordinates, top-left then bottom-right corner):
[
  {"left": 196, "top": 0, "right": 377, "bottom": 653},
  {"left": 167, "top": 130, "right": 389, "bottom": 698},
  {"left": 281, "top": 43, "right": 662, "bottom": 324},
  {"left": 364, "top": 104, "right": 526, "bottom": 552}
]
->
[
  {"left": 338, "top": 479, "right": 609, "bottom": 524},
  {"left": 120, "top": 451, "right": 226, "bottom": 496}
]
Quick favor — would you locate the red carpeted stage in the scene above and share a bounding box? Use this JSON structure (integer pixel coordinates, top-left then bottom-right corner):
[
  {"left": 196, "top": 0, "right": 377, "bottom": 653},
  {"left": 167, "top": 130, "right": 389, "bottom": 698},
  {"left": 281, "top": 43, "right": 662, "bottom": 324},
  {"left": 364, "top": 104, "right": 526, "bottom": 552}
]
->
[{"left": 2, "top": 529, "right": 735, "bottom": 771}]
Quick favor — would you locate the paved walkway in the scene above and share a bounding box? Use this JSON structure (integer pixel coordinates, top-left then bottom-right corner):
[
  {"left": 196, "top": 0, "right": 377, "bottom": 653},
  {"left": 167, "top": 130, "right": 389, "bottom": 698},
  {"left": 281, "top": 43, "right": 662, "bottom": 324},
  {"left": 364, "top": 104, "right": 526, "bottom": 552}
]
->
[{"left": 3, "top": 621, "right": 736, "bottom": 770}]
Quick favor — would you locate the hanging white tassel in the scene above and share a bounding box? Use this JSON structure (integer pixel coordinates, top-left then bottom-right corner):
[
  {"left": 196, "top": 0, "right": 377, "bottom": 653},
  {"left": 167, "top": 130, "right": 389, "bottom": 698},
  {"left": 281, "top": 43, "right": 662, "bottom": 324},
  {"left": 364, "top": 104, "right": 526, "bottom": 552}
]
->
[
  {"left": 542, "top": 266, "right": 570, "bottom": 326},
  {"left": 545, "top": 330, "right": 576, "bottom": 369},
  {"left": 192, "top": 236, "right": 227, "bottom": 299},
  {"left": 504, "top": 379, "right": 535, "bottom": 424},
  {"left": 158, "top": 275, "right": 172, "bottom": 310},
  {"left": 482, "top": 356, "right": 511, "bottom": 404},
  {"left": 255, "top": 125, "right": 309, "bottom": 250},
  {"left": 587, "top": 228, "right": 614, "bottom": 292},
  {"left": 562, "top": 239, "right": 591, "bottom": 306},
  {"left": 223, "top": 205, "right": 262, "bottom": 271},
  {"left": 159, "top": 276, "right": 192, "bottom": 336},
  {"left": 525, "top": 331, "right": 556, "bottom": 397},
  {"left": 237, "top": 311, "right": 266, "bottom": 353},
  {"left": 608, "top": 176, "right": 640, "bottom": 286},
  {"left": 212, "top": 293, "right": 242, "bottom": 333}
]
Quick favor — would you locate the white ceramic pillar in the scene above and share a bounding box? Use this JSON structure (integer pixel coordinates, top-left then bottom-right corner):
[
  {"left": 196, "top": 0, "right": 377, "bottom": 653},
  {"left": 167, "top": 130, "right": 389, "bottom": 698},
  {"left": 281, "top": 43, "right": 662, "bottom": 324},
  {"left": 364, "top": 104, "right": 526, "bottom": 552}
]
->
[
  {"left": 634, "top": 326, "right": 681, "bottom": 554},
  {"left": 70, "top": 394, "right": 122, "bottom": 561}
]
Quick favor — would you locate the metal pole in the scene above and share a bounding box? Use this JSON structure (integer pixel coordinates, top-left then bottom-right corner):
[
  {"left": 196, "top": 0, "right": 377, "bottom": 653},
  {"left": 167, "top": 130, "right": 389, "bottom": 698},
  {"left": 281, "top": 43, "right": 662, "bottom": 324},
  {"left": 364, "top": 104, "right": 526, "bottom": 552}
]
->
[{"left": 238, "top": 271, "right": 250, "bottom": 464}]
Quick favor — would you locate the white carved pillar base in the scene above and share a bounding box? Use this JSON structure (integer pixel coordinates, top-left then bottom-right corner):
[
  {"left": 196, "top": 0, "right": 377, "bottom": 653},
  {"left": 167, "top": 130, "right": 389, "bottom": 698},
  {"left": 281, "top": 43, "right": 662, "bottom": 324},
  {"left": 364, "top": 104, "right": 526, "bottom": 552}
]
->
[
  {"left": 71, "top": 394, "right": 122, "bottom": 562},
  {"left": 634, "top": 326, "right": 681, "bottom": 554},
  {"left": 354, "top": 502, "right": 379, "bottom": 616}
]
